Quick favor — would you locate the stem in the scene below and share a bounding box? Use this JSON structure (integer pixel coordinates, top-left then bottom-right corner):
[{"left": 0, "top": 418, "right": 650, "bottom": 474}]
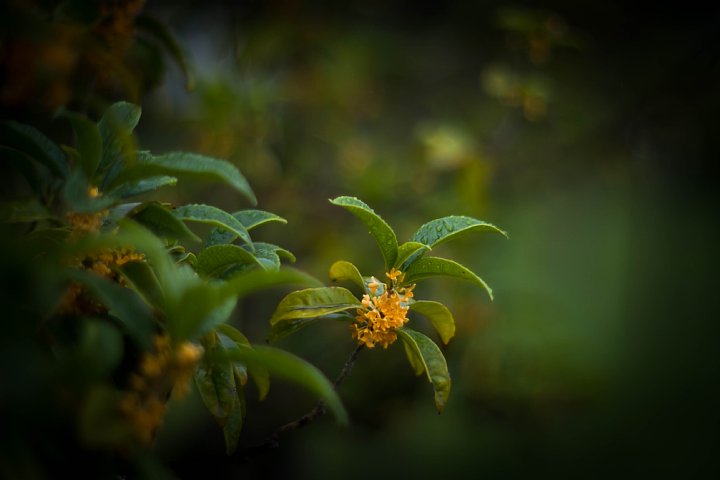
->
[{"left": 238, "top": 343, "right": 364, "bottom": 458}]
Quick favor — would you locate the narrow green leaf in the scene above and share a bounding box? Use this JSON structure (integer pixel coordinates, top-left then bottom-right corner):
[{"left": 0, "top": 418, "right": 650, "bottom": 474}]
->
[
  {"left": 0, "top": 199, "right": 53, "bottom": 223},
  {"left": 403, "top": 340, "right": 425, "bottom": 376},
  {"left": 136, "top": 15, "right": 196, "bottom": 91},
  {"left": 194, "top": 335, "right": 236, "bottom": 421},
  {"left": 205, "top": 210, "right": 287, "bottom": 247},
  {"left": 409, "top": 300, "right": 456, "bottom": 345},
  {"left": 411, "top": 215, "right": 508, "bottom": 248},
  {"left": 116, "top": 152, "right": 256, "bottom": 205},
  {"left": 330, "top": 196, "right": 398, "bottom": 270},
  {"left": 219, "top": 267, "right": 323, "bottom": 300},
  {"left": 108, "top": 176, "right": 177, "bottom": 199},
  {"left": 217, "top": 324, "right": 270, "bottom": 400},
  {"left": 223, "top": 390, "right": 244, "bottom": 455},
  {"left": 196, "top": 244, "right": 262, "bottom": 276},
  {"left": 97, "top": 102, "right": 140, "bottom": 182},
  {"left": 130, "top": 202, "right": 201, "bottom": 243},
  {"left": 174, "top": 204, "right": 252, "bottom": 247},
  {"left": 328, "top": 260, "right": 365, "bottom": 291},
  {"left": 270, "top": 287, "right": 361, "bottom": 325},
  {"left": 58, "top": 110, "right": 102, "bottom": 178},
  {"left": 220, "top": 345, "right": 348, "bottom": 424},
  {"left": 68, "top": 270, "right": 156, "bottom": 349},
  {"left": 395, "top": 241, "right": 431, "bottom": 270},
  {"left": 0, "top": 121, "right": 68, "bottom": 177},
  {"left": 404, "top": 256, "right": 494, "bottom": 301},
  {"left": 118, "top": 261, "right": 165, "bottom": 312},
  {"left": 396, "top": 327, "right": 451, "bottom": 413}
]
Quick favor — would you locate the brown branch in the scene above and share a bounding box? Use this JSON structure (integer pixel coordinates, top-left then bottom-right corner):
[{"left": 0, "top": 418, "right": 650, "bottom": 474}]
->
[{"left": 238, "top": 343, "right": 364, "bottom": 459}]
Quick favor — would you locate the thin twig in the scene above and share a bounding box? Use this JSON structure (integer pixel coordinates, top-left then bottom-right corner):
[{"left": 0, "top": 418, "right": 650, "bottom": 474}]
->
[{"left": 238, "top": 343, "right": 364, "bottom": 459}]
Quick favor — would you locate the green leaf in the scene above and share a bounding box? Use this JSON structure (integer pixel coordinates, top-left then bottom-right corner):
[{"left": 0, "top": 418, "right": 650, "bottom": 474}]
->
[
  {"left": 205, "top": 210, "right": 287, "bottom": 247},
  {"left": 270, "top": 287, "right": 361, "bottom": 325},
  {"left": 0, "top": 199, "right": 53, "bottom": 223},
  {"left": 108, "top": 176, "right": 177, "bottom": 199},
  {"left": 220, "top": 267, "right": 323, "bottom": 298},
  {"left": 194, "top": 335, "right": 237, "bottom": 421},
  {"left": 130, "top": 202, "right": 201, "bottom": 243},
  {"left": 404, "top": 256, "right": 494, "bottom": 301},
  {"left": 220, "top": 345, "right": 348, "bottom": 424},
  {"left": 136, "top": 15, "right": 196, "bottom": 91},
  {"left": 115, "top": 152, "right": 256, "bottom": 205},
  {"left": 395, "top": 241, "right": 431, "bottom": 270},
  {"left": 63, "top": 169, "right": 116, "bottom": 213},
  {"left": 196, "top": 244, "right": 262, "bottom": 276},
  {"left": 174, "top": 204, "right": 252, "bottom": 247},
  {"left": 330, "top": 196, "right": 398, "bottom": 270},
  {"left": 0, "top": 121, "right": 68, "bottom": 177},
  {"left": 235, "top": 210, "right": 287, "bottom": 229},
  {"left": 68, "top": 270, "right": 156, "bottom": 349},
  {"left": 328, "top": 260, "right": 365, "bottom": 291},
  {"left": 409, "top": 300, "right": 456, "bottom": 345},
  {"left": 57, "top": 110, "right": 102, "bottom": 178},
  {"left": 217, "top": 324, "right": 270, "bottom": 400},
  {"left": 97, "top": 102, "right": 140, "bottom": 185},
  {"left": 411, "top": 215, "right": 508, "bottom": 248},
  {"left": 118, "top": 260, "right": 165, "bottom": 311},
  {"left": 223, "top": 388, "right": 245, "bottom": 455},
  {"left": 396, "top": 328, "right": 451, "bottom": 413},
  {"left": 403, "top": 340, "right": 425, "bottom": 376}
]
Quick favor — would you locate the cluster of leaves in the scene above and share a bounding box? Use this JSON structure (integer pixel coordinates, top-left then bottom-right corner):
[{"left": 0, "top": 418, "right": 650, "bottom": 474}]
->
[
  {"left": 269, "top": 196, "right": 507, "bottom": 412},
  {"left": 0, "top": 101, "right": 347, "bottom": 472}
]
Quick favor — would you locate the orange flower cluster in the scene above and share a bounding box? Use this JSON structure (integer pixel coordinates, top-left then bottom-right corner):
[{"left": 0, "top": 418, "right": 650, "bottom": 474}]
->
[
  {"left": 119, "top": 335, "right": 203, "bottom": 443},
  {"left": 352, "top": 269, "right": 415, "bottom": 349}
]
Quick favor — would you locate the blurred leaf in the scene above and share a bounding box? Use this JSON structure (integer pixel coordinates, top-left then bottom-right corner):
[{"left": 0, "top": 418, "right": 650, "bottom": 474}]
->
[
  {"left": 329, "top": 260, "right": 365, "bottom": 291},
  {"left": 114, "top": 152, "right": 257, "bottom": 205},
  {"left": 174, "top": 204, "right": 252, "bottom": 247},
  {"left": 397, "top": 328, "right": 451, "bottom": 413},
  {"left": 196, "top": 244, "right": 262, "bottom": 276},
  {"left": 220, "top": 345, "right": 348, "bottom": 424},
  {"left": 57, "top": 110, "right": 102, "bottom": 179},
  {"left": 330, "top": 196, "right": 398, "bottom": 270},
  {"left": 205, "top": 210, "right": 287, "bottom": 247},
  {"left": 404, "top": 256, "right": 494, "bottom": 301},
  {"left": 68, "top": 270, "right": 156, "bottom": 349},
  {"left": 217, "top": 324, "right": 270, "bottom": 400},
  {"left": 0, "top": 199, "right": 53, "bottom": 223},
  {"left": 223, "top": 389, "right": 244, "bottom": 455},
  {"left": 63, "top": 169, "right": 116, "bottom": 213},
  {"left": 411, "top": 215, "right": 508, "bottom": 248},
  {"left": 108, "top": 176, "right": 177, "bottom": 199},
  {"left": 395, "top": 241, "right": 431, "bottom": 270},
  {"left": 409, "top": 300, "right": 456, "bottom": 344},
  {"left": 78, "top": 319, "right": 124, "bottom": 379},
  {"left": 119, "top": 260, "right": 165, "bottom": 311},
  {"left": 97, "top": 102, "right": 140, "bottom": 185},
  {"left": 219, "top": 267, "right": 323, "bottom": 299},
  {"left": 194, "top": 334, "right": 236, "bottom": 421},
  {"left": 0, "top": 121, "right": 68, "bottom": 177},
  {"left": 136, "top": 15, "right": 196, "bottom": 91},
  {"left": 130, "top": 202, "right": 201, "bottom": 243},
  {"left": 270, "top": 287, "right": 360, "bottom": 325}
]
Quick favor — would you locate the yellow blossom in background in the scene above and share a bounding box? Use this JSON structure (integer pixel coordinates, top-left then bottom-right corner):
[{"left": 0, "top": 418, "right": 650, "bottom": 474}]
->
[{"left": 119, "top": 334, "right": 204, "bottom": 443}]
